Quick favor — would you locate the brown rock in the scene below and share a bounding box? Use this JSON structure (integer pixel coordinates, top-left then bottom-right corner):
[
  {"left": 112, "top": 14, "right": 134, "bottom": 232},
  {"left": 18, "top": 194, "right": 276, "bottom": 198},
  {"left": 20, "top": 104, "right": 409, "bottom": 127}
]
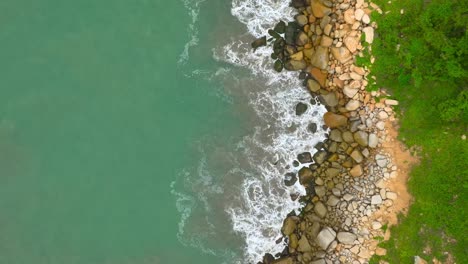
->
[
  {"left": 307, "top": 79, "right": 321, "bottom": 92},
  {"left": 320, "top": 36, "right": 333, "bottom": 47},
  {"left": 290, "top": 51, "right": 304, "bottom": 61},
  {"left": 344, "top": 9, "right": 355, "bottom": 24},
  {"left": 311, "top": 0, "right": 331, "bottom": 18},
  {"left": 298, "top": 167, "right": 314, "bottom": 185},
  {"left": 344, "top": 36, "right": 359, "bottom": 53},
  {"left": 324, "top": 112, "right": 348, "bottom": 128},
  {"left": 349, "top": 164, "right": 363, "bottom": 177},
  {"left": 309, "top": 67, "right": 328, "bottom": 87},
  {"left": 272, "top": 257, "right": 294, "bottom": 264}
]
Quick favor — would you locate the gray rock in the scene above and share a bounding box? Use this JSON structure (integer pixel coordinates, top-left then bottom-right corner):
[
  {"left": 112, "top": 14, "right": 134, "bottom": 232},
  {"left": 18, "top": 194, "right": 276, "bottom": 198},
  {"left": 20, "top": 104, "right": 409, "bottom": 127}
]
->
[
  {"left": 251, "top": 36, "right": 267, "bottom": 49},
  {"left": 375, "top": 154, "right": 387, "bottom": 168},
  {"left": 314, "top": 201, "right": 328, "bottom": 218},
  {"left": 353, "top": 131, "right": 369, "bottom": 147},
  {"left": 295, "top": 102, "right": 308, "bottom": 116},
  {"left": 371, "top": 195, "right": 383, "bottom": 205},
  {"left": 308, "top": 123, "right": 318, "bottom": 133},
  {"left": 368, "top": 133, "right": 378, "bottom": 148},
  {"left": 316, "top": 227, "right": 336, "bottom": 250},
  {"left": 320, "top": 92, "right": 338, "bottom": 107},
  {"left": 337, "top": 232, "right": 357, "bottom": 245},
  {"left": 298, "top": 167, "right": 314, "bottom": 185}
]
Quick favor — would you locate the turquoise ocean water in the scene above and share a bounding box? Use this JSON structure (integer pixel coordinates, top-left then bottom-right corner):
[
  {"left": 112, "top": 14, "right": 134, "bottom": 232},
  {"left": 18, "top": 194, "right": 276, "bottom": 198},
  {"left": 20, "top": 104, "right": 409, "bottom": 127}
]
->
[{"left": 0, "top": 0, "right": 246, "bottom": 263}]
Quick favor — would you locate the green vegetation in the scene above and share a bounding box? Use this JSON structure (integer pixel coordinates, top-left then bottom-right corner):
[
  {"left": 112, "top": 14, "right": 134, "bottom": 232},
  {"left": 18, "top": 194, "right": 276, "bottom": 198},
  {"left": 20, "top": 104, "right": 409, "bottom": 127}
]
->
[{"left": 360, "top": 0, "right": 468, "bottom": 263}]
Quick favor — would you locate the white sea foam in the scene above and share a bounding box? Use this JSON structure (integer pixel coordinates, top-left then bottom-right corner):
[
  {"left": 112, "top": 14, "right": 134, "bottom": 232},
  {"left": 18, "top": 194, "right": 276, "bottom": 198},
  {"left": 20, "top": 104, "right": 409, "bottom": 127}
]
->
[
  {"left": 179, "top": 0, "right": 206, "bottom": 64},
  {"left": 172, "top": 0, "right": 329, "bottom": 263}
]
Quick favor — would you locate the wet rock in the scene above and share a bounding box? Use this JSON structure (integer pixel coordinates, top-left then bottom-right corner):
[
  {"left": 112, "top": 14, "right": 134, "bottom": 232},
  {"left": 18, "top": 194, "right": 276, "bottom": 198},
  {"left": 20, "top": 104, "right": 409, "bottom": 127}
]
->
[
  {"left": 298, "top": 167, "right": 314, "bottom": 185},
  {"left": 284, "top": 172, "right": 297, "bottom": 186},
  {"left": 295, "top": 102, "right": 308, "bottom": 116},
  {"left": 307, "top": 78, "right": 321, "bottom": 92},
  {"left": 281, "top": 216, "right": 298, "bottom": 236},
  {"left": 349, "top": 164, "right": 363, "bottom": 177},
  {"left": 274, "top": 60, "right": 284, "bottom": 72},
  {"left": 296, "top": 31, "right": 309, "bottom": 46},
  {"left": 291, "top": 0, "right": 307, "bottom": 8},
  {"left": 308, "top": 123, "right": 318, "bottom": 133},
  {"left": 262, "top": 253, "right": 275, "bottom": 264},
  {"left": 354, "top": 131, "right": 369, "bottom": 147},
  {"left": 323, "top": 112, "right": 348, "bottom": 128},
  {"left": 284, "top": 59, "right": 307, "bottom": 71},
  {"left": 295, "top": 14, "right": 308, "bottom": 26},
  {"left": 251, "top": 36, "right": 267, "bottom": 50},
  {"left": 271, "top": 256, "right": 294, "bottom": 264},
  {"left": 297, "top": 235, "right": 313, "bottom": 252},
  {"left": 314, "top": 201, "right": 328, "bottom": 218},
  {"left": 309, "top": 67, "right": 328, "bottom": 87},
  {"left": 320, "top": 92, "right": 338, "bottom": 107},
  {"left": 331, "top": 46, "right": 353, "bottom": 63},
  {"left": 313, "top": 150, "right": 329, "bottom": 165},
  {"left": 273, "top": 21, "right": 286, "bottom": 34},
  {"left": 316, "top": 227, "right": 336, "bottom": 250},
  {"left": 297, "top": 152, "right": 313, "bottom": 163},
  {"left": 310, "top": 46, "right": 329, "bottom": 70},
  {"left": 337, "top": 232, "right": 357, "bottom": 245}
]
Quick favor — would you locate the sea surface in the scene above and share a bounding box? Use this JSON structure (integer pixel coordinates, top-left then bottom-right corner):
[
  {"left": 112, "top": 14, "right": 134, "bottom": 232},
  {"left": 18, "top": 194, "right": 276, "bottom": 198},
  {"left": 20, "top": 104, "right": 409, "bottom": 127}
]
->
[{"left": 0, "top": 0, "right": 327, "bottom": 263}]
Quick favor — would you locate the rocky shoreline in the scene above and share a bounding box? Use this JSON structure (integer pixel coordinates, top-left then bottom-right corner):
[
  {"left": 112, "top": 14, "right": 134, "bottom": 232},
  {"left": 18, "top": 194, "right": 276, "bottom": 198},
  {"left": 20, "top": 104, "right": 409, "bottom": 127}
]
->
[{"left": 251, "top": 0, "right": 417, "bottom": 263}]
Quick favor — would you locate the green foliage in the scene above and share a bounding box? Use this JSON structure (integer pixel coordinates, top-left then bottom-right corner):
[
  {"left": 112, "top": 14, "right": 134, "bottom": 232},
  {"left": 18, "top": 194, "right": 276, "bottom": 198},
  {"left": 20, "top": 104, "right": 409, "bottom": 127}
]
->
[{"left": 367, "top": 0, "right": 468, "bottom": 263}]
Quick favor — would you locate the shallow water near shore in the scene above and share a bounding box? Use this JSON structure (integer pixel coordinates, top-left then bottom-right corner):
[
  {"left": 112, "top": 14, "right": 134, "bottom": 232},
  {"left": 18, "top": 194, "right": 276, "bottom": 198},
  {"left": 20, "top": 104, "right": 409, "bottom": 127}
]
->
[{"left": 0, "top": 0, "right": 327, "bottom": 263}]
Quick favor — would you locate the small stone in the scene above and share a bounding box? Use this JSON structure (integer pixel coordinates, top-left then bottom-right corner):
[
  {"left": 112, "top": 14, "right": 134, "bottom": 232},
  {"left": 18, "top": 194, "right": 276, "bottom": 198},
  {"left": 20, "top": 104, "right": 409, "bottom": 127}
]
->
[
  {"left": 331, "top": 46, "right": 353, "bottom": 63},
  {"left": 355, "top": 9, "right": 365, "bottom": 21},
  {"left": 297, "top": 235, "right": 313, "bottom": 252},
  {"left": 375, "top": 154, "right": 387, "bottom": 168},
  {"left": 378, "top": 111, "right": 389, "bottom": 120},
  {"left": 353, "top": 131, "right": 369, "bottom": 147},
  {"left": 385, "top": 99, "right": 399, "bottom": 106},
  {"left": 314, "top": 201, "right": 328, "bottom": 218},
  {"left": 350, "top": 149, "right": 364, "bottom": 163},
  {"left": 307, "top": 79, "right": 321, "bottom": 92},
  {"left": 371, "top": 195, "right": 383, "bottom": 205},
  {"left": 343, "top": 86, "right": 359, "bottom": 98},
  {"left": 327, "top": 195, "right": 340, "bottom": 206},
  {"left": 349, "top": 164, "right": 363, "bottom": 177},
  {"left": 320, "top": 92, "right": 339, "bottom": 107},
  {"left": 343, "top": 9, "right": 355, "bottom": 24},
  {"left": 295, "top": 14, "right": 309, "bottom": 26},
  {"left": 376, "top": 247, "right": 387, "bottom": 256},
  {"left": 386, "top": 191, "right": 398, "bottom": 200},
  {"left": 320, "top": 36, "right": 333, "bottom": 47},
  {"left": 343, "top": 194, "right": 353, "bottom": 201},
  {"left": 362, "top": 27, "right": 374, "bottom": 43},
  {"left": 362, "top": 14, "right": 370, "bottom": 24},
  {"left": 372, "top": 221, "right": 382, "bottom": 230},
  {"left": 344, "top": 36, "right": 359, "bottom": 53}
]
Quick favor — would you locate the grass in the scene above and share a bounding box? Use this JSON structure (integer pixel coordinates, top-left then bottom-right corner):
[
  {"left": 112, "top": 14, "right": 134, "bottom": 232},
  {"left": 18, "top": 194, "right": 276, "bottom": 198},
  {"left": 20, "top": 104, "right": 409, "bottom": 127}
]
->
[{"left": 361, "top": 0, "right": 468, "bottom": 263}]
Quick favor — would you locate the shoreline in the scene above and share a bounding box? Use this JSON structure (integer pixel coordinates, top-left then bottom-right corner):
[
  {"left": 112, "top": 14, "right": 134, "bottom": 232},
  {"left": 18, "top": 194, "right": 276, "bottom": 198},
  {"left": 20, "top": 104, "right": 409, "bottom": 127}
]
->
[{"left": 251, "top": 0, "right": 419, "bottom": 263}]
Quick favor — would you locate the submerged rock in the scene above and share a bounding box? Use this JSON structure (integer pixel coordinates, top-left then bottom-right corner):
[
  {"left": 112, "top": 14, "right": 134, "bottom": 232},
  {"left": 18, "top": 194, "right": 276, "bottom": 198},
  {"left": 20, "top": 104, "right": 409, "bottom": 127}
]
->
[
  {"left": 308, "top": 123, "right": 318, "bottom": 133},
  {"left": 274, "top": 60, "right": 284, "bottom": 72},
  {"left": 284, "top": 172, "right": 297, "bottom": 186},
  {"left": 251, "top": 36, "right": 267, "bottom": 50},
  {"left": 297, "top": 152, "right": 313, "bottom": 163},
  {"left": 295, "top": 102, "right": 308, "bottom": 116}
]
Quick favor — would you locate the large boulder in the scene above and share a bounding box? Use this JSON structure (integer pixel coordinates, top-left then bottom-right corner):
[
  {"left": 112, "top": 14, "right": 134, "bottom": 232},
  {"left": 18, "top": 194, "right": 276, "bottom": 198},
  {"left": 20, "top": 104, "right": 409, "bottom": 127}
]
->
[
  {"left": 297, "top": 152, "right": 313, "bottom": 163},
  {"left": 316, "top": 227, "right": 336, "bottom": 250},
  {"left": 313, "top": 150, "right": 328, "bottom": 164},
  {"left": 323, "top": 112, "right": 348, "bottom": 128},
  {"left": 314, "top": 201, "right": 327, "bottom": 218},
  {"left": 251, "top": 36, "right": 267, "bottom": 50},
  {"left": 297, "top": 235, "right": 313, "bottom": 252},
  {"left": 311, "top": 0, "right": 331, "bottom": 18},
  {"left": 320, "top": 92, "right": 338, "bottom": 107},
  {"left": 307, "top": 78, "right": 321, "bottom": 93}
]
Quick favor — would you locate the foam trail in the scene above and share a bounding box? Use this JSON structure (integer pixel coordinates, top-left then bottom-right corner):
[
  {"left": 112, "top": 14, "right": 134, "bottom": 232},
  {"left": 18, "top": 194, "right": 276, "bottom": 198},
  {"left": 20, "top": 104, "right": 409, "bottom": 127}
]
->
[{"left": 178, "top": 0, "right": 206, "bottom": 64}]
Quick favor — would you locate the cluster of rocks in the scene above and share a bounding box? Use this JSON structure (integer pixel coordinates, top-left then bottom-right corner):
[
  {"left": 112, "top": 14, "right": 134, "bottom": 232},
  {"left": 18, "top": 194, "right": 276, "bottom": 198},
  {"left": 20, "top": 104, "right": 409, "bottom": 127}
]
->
[{"left": 252, "top": 0, "right": 407, "bottom": 264}]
